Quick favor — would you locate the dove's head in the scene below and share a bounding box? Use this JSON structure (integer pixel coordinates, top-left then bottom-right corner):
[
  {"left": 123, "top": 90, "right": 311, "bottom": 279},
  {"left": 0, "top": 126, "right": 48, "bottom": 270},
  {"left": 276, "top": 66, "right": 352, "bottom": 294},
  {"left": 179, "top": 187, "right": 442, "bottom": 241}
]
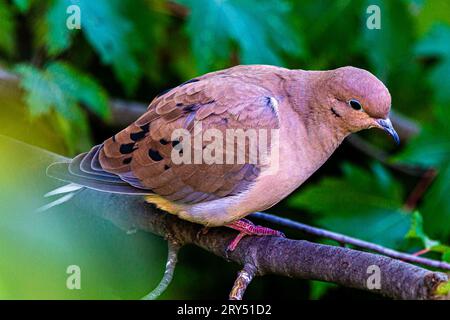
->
[{"left": 317, "top": 66, "right": 399, "bottom": 144}]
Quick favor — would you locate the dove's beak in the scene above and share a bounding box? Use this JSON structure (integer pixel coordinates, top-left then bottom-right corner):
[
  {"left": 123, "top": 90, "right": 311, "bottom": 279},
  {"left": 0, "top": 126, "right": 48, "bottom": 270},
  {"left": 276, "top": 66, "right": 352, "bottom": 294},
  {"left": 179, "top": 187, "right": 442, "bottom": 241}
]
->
[{"left": 376, "top": 118, "right": 400, "bottom": 145}]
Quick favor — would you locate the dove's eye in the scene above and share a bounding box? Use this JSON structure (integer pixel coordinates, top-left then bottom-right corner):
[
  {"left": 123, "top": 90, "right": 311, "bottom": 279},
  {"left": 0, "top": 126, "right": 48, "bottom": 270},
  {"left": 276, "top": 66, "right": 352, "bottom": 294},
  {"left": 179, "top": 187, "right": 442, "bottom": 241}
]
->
[{"left": 348, "top": 99, "right": 362, "bottom": 111}]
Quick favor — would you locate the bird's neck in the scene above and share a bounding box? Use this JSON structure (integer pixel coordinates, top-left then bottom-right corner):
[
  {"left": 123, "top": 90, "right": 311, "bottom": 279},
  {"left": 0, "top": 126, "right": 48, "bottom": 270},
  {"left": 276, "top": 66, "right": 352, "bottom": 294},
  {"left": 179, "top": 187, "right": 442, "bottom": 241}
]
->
[{"left": 285, "top": 70, "right": 350, "bottom": 156}]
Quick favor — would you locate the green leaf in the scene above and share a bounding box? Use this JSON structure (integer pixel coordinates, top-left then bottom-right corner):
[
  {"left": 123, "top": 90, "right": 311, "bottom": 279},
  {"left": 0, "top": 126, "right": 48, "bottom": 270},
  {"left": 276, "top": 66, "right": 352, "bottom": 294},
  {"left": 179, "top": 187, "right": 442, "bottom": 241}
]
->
[
  {"left": 309, "top": 280, "right": 336, "bottom": 300},
  {"left": 46, "top": 62, "right": 110, "bottom": 119},
  {"left": 12, "top": 0, "right": 33, "bottom": 13},
  {"left": 420, "top": 163, "right": 450, "bottom": 238},
  {"left": 289, "top": 163, "right": 403, "bottom": 215},
  {"left": 15, "top": 62, "right": 110, "bottom": 120},
  {"left": 45, "top": 0, "right": 75, "bottom": 55},
  {"left": 15, "top": 62, "right": 110, "bottom": 152},
  {"left": 15, "top": 64, "right": 67, "bottom": 117},
  {"left": 415, "top": 24, "right": 450, "bottom": 106},
  {"left": 395, "top": 104, "right": 450, "bottom": 168},
  {"left": 178, "top": 0, "right": 304, "bottom": 72},
  {"left": 289, "top": 163, "right": 409, "bottom": 248},
  {"left": 416, "top": 0, "right": 450, "bottom": 35},
  {"left": 44, "top": 0, "right": 142, "bottom": 93},
  {"left": 395, "top": 24, "right": 450, "bottom": 238},
  {"left": 405, "top": 211, "right": 440, "bottom": 249},
  {"left": 0, "top": 0, "right": 16, "bottom": 55},
  {"left": 444, "top": 251, "right": 450, "bottom": 263},
  {"left": 395, "top": 103, "right": 450, "bottom": 237},
  {"left": 359, "top": 0, "right": 415, "bottom": 80}
]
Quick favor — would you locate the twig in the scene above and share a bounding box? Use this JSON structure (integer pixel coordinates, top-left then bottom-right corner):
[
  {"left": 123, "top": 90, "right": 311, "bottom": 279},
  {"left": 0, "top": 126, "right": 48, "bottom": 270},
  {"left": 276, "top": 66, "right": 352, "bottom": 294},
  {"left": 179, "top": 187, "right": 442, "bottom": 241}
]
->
[
  {"left": 413, "top": 248, "right": 431, "bottom": 257},
  {"left": 403, "top": 169, "right": 437, "bottom": 211},
  {"left": 250, "top": 212, "right": 450, "bottom": 271},
  {"left": 229, "top": 263, "right": 257, "bottom": 300},
  {"left": 141, "top": 239, "right": 181, "bottom": 300}
]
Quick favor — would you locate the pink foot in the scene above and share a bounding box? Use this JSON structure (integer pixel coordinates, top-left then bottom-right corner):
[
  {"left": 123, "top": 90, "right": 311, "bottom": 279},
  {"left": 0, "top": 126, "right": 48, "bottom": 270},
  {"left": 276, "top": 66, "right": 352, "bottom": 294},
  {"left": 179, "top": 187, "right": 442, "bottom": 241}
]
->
[{"left": 225, "top": 218, "right": 285, "bottom": 251}]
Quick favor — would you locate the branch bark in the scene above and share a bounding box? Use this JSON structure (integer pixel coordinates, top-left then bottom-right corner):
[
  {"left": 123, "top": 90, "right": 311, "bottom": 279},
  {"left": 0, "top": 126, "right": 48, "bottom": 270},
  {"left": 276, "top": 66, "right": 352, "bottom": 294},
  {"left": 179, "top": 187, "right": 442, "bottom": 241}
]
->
[
  {"left": 69, "top": 187, "right": 449, "bottom": 300},
  {"left": 229, "top": 263, "right": 257, "bottom": 300},
  {"left": 250, "top": 212, "right": 450, "bottom": 271}
]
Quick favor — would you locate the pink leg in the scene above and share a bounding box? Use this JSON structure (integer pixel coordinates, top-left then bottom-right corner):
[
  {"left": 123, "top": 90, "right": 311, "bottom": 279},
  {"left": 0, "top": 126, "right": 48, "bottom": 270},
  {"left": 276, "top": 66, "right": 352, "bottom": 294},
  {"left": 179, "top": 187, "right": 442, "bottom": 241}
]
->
[{"left": 225, "top": 219, "right": 285, "bottom": 251}]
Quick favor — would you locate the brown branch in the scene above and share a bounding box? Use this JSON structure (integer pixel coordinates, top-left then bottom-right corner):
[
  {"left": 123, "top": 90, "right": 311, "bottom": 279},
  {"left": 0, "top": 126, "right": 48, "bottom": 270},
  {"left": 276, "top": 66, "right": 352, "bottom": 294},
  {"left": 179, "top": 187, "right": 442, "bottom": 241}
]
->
[
  {"left": 142, "top": 239, "right": 181, "bottom": 300},
  {"left": 229, "top": 263, "right": 257, "bottom": 300},
  {"left": 68, "top": 188, "right": 450, "bottom": 300},
  {"left": 403, "top": 169, "right": 437, "bottom": 211},
  {"left": 250, "top": 212, "right": 450, "bottom": 271}
]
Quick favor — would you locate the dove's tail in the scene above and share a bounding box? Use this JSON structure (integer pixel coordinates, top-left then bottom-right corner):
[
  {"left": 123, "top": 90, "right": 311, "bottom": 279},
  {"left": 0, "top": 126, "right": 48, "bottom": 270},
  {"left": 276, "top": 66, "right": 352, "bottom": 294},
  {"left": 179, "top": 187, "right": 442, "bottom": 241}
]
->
[
  {"left": 36, "top": 183, "right": 84, "bottom": 213},
  {"left": 39, "top": 145, "right": 152, "bottom": 212}
]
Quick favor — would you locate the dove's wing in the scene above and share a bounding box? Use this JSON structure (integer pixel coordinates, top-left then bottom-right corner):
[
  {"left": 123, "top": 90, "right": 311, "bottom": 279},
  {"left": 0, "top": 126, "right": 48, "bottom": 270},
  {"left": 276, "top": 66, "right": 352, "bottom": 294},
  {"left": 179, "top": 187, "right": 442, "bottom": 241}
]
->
[{"left": 49, "top": 74, "right": 280, "bottom": 204}]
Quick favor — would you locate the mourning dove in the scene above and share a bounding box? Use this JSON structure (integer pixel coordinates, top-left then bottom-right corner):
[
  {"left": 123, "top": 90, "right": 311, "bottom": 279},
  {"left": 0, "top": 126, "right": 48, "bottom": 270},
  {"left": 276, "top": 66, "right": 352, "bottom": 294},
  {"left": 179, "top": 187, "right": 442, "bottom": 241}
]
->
[{"left": 47, "top": 65, "right": 399, "bottom": 250}]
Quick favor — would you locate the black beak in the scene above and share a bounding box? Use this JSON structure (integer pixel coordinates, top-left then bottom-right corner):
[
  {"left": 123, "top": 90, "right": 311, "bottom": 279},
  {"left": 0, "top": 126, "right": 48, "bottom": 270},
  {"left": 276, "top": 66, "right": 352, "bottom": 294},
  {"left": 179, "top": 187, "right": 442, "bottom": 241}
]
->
[{"left": 377, "top": 118, "right": 400, "bottom": 145}]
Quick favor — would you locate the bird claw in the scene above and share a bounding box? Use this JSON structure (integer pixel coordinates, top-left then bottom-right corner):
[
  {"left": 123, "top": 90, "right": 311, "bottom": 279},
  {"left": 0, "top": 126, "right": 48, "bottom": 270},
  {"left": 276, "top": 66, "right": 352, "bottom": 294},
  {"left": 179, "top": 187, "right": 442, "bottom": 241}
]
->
[{"left": 225, "top": 219, "right": 285, "bottom": 252}]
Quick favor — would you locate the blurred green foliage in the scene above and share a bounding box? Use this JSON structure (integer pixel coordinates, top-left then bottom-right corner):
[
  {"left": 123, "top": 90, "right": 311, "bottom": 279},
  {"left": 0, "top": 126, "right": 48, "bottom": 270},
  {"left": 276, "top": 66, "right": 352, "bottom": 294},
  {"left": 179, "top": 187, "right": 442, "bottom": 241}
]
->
[{"left": 0, "top": 0, "right": 449, "bottom": 299}]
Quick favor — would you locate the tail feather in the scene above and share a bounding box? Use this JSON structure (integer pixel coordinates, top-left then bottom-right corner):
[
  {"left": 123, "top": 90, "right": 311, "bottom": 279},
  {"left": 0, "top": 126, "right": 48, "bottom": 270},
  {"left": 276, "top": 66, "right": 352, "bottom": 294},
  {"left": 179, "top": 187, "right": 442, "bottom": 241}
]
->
[
  {"left": 70, "top": 152, "right": 128, "bottom": 184},
  {"left": 44, "top": 183, "right": 84, "bottom": 197},
  {"left": 40, "top": 145, "right": 153, "bottom": 213},
  {"left": 36, "top": 192, "right": 78, "bottom": 213},
  {"left": 47, "top": 161, "right": 151, "bottom": 195},
  {"left": 80, "top": 145, "right": 117, "bottom": 177}
]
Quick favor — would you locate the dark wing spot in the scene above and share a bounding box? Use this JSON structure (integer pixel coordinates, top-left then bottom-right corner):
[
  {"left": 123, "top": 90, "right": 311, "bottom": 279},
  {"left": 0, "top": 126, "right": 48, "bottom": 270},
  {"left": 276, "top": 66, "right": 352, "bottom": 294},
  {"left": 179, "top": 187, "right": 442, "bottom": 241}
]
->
[
  {"left": 179, "top": 78, "right": 200, "bottom": 87},
  {"left": 140, "top": 123, "right": 150, "bottom": 133},
  {"left": 164, "top": 164, "right": 170, "bottom": 170},
  {"left": 159, "top": 139, "right": 169, "bottom": 145},
  {"left": 122, "top": 157, "right": 132, "bottom": 165},
  {"left": 130, "top": 123, "right": 150, "bottom": 142},
  {"left": 148, "top": 149, "right": 163, "bottom": 161},
  {"left": 112, "top": 135, "right": 116, "bottom": 142},
  {"left": 120, "top": 143, "right": 136, "bottom": 154},
  {"left": 130, "top": 131, "right": 146, "bottom": 142},
  {"left": 176, "top": 103, "right": 183, "bottom": 107}
]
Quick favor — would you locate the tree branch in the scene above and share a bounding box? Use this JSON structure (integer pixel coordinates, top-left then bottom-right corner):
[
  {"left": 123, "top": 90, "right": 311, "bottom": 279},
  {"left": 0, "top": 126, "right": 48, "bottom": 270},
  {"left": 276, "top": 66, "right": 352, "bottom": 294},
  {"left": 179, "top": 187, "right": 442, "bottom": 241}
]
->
[
  {"left": 69, "top": 188, "right": 449, "bottom": 300},
  {"left": 229, "top": 263, "right": 257, "bottom": 300},
  {"left": 250, "top": 212, "right": 450, "bottom": 271},
  {"left": 142, "top": 239, "right": 181, "bottom": 300}
]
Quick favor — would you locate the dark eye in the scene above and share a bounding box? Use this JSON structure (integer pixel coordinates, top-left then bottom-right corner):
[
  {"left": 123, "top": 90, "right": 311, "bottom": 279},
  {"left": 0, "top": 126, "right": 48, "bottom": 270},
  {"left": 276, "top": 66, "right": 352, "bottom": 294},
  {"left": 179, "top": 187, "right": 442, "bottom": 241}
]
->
[{"left": 348, "top": 99, "right": 362, "bottom": 110}]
